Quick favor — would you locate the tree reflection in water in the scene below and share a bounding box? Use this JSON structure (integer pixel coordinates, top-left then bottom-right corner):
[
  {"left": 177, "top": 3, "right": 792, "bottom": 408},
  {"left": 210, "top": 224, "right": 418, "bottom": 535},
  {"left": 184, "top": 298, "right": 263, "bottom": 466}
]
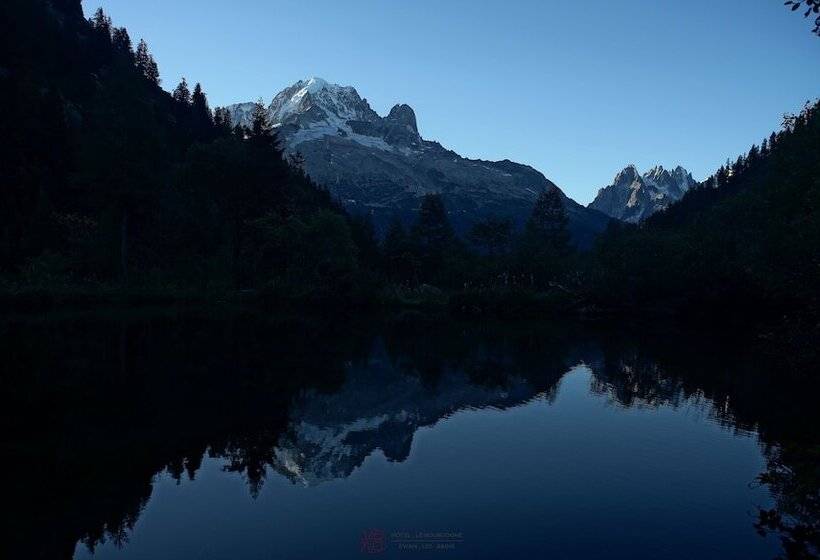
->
[{"left": 1, "top": 310, "right": 817, "bottom": 559}]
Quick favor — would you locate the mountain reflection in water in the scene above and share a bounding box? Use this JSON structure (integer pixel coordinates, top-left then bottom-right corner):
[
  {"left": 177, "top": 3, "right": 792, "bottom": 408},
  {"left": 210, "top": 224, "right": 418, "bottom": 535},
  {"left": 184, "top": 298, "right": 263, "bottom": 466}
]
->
[{"left": 1, "top": 311, "right": 817, "bottom": 559}]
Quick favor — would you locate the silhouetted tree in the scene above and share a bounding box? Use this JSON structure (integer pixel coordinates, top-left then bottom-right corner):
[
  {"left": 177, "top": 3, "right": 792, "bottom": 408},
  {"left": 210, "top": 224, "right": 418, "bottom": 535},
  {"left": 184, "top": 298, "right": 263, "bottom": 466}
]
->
[
  {"left": 715, "top": 165, "right": 729, "bottom": 188},
  {"left": 172, "top": 77, "right": 191, "bottom": 105},
  {"left": 414, "top": 194, "right": 453, "bottom": 252},
  {"left": 747, "top": 144, "right": 760, "bottom": 167},
  {"left": 732, "top": 155, "right": 746, "bottom": 177},
  {"left": 135, "top": 39, "right": 160, "bottom": 85},
  {"left": 249, "top": 99, "right": 273, "bottom": 143},
  {"left": 517, "top": 188, "right": 571, "bottom": 285},
  {"left": 111, "top": 27, "right": 134, "bottom": 62},
  {"left": 213, "top": 107, "right": 233, "bottom": 136},
  {"left": 469, "top": 217, "right": 513, "bottom": 256},
  {"left": 90, "top": 7, "right": 112, "bottom": 36},
  {"left": 524, "top": 188, "right": 570, "bottom": 254},
  {"left": 784, "top": 0, "right": 820, "bottom": 35},
  {"left": 191, "top": 83, "right": 213, "bottom": 136}
]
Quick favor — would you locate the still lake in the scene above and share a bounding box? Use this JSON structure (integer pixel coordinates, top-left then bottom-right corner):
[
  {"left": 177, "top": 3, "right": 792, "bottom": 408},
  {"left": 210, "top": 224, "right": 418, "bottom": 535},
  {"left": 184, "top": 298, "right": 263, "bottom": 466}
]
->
[{"left": 3, "top": 311, "right": 816, "bottom": 559}]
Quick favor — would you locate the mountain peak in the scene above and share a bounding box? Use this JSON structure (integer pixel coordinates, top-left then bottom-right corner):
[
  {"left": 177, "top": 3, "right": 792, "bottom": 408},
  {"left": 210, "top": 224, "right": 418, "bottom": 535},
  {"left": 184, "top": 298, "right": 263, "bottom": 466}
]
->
[
  {"left": 590, "top": 164, "right": 696, "bottom": 223},
  {"left": 614, "top": 164, "right": 642, "bottom": 185},
  {"left": 291, "top": 76, "right": 359, "bottom": 98},
  {"left": 671, "top": 165, "right": 693, "bottom": 182},
  {"left": 265, "top": 77, "right": 372, "bottom": 124},
  {"left": 300, "top": 76, "right": 330, "bottom": 92},
  {"left": 386, "top": 103, "right": 418, "bottom": 134},
  {"left": 644, "top": 165, "right": 673, "bottom": 186}
]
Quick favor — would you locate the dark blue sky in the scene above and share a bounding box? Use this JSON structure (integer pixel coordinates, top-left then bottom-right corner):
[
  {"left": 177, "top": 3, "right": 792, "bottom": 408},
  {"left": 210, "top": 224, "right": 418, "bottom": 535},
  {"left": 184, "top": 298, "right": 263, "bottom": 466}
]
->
[{"left": 82, "top": 0, "right": 820, "bottom": 203}]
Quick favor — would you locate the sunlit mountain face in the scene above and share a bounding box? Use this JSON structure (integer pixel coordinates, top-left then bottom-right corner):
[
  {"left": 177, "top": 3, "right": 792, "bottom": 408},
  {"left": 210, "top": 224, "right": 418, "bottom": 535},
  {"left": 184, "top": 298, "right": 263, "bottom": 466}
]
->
[
  {"left": 589, "top": 164, "right": 697, "bottom": 223},
  {"left": 227, "top": 78, "right": 611, "bottom": 247},
  {"left": 3, "top": 312, "right": 817, "bottom": 560}
]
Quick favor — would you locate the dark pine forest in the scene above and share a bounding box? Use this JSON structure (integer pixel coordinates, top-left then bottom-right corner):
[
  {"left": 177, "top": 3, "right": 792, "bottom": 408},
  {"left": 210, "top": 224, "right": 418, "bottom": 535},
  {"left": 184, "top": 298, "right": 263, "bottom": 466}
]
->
[{"left": 2, "top": 0, "right": 819, "bottom": 340}]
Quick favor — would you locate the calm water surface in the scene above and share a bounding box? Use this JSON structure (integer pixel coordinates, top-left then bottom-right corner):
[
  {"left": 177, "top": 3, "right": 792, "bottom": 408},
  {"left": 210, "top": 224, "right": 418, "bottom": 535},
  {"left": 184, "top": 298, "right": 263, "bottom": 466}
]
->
[{"left": 2, "top": 312, "right": 817, "bottom": 559}]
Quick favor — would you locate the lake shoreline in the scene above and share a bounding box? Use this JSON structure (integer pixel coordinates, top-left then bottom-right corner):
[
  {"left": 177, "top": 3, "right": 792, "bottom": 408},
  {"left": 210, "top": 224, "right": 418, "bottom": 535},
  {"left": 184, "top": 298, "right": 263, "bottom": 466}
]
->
[
  {"left": 2, "top": 290, "right": 816, "bottom": 374},
  {"left": 2, "top": 282, "right": 816, "bottom": 345}
]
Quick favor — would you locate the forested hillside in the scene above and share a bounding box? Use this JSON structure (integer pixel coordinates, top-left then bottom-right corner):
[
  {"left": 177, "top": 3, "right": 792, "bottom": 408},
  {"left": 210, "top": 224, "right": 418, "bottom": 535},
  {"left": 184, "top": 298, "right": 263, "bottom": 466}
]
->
[
  {"left": 586, "top": 100, "right": 820, "bottom": 322},
  {"left": 0, "top": 0, "right": 350, "bottom": 300}
]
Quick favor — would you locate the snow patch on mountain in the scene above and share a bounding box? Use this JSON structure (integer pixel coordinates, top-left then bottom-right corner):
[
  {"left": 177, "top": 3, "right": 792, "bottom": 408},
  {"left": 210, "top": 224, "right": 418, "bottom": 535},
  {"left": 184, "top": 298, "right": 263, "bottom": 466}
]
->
[{"left": 228, "top": 76, "right": 397, "bottom": 153}]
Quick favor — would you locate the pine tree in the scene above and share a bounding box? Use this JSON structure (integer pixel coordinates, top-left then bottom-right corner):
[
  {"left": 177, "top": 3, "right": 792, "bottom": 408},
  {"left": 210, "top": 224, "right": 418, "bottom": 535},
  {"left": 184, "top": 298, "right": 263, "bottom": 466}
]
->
[
  {"left": 221, "top": 108, "right": 235, "bottom": 135},
  {"left": 91, "top": 8, "right": 112, "bottom": 36},
  {"left": 213, "top": 107, "right": 233, "bottom": 135},
  {"left": 247, "top": 99, "right": 283, "bottom": 155},
  {"left": 414, "top": 194, "right": 454, "bottom": 254},
  {"left": 517, "top": 187, "right": 571, "bottom": 285},
  {"left": 135, "top": 39, "right": 149, "bottom": 72},
  {"left": 732, "top": 155, "right": 746, "bottom": 177},
  {"left": 747, "top": 144, "right": 760, "bottom": 166},
  {"left": 145, "top": 55, "right": 160, "bottom": 85},
  {"left": 172, "top": 77, "right": 192, "bottom": 105},
  {"left": 469, "top": 217, "right": 513, "bottom": 256},
  {"left": 384, "top": 216, "right": 408, "bottom": 258},
  {"left": 715, "top": 166, "right": 729, "bottom": 188},
  {"left": 213, "top": 107, "right": 224, "bottom": 128},
  {"left": 249, "top": 99, "right": 272, "bottom": 141},
  {"left": 135, "top": 39, "right": 160, "bottom": 85},
  {"left": 111, "top": 27, "right": 134, "bottom": 61},
  {"left": 192, "top": 83, "right": 213, "bottom": 128},
  {"left": 524, "top": 188, "right": 570, "bottom": 254}
]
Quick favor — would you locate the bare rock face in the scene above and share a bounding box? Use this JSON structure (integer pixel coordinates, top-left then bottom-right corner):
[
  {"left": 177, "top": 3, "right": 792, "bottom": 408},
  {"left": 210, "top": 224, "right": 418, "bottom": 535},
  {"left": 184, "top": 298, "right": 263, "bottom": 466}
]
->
[
  {"left": 589, "top": 164, "right": 696, "bottom": 223},
  {"left": 228, "top": 78, "right": 610, "bottom": 247},
  {"left": 383, "top": 104, "right": 421, "bottom": 147}
]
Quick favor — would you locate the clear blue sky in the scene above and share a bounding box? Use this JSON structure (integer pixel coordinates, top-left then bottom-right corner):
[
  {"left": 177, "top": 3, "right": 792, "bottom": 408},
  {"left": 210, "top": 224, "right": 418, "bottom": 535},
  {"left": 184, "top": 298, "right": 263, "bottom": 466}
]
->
[{"left": 82, "top": 0, "right": 819, "bottom": 204}]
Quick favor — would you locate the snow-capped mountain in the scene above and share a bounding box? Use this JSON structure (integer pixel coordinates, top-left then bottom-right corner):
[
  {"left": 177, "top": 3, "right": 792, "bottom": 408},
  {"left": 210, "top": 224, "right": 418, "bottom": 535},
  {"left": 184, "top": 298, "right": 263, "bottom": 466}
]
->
[
  {"left": 588, "top": 164, "right": 696, "bottom": 223},
  {"left": 227, "top": 77, "right": 610, "bottom": 247},
  {"left": 268, "top": 348, "right": 538, "bottom": 486}
]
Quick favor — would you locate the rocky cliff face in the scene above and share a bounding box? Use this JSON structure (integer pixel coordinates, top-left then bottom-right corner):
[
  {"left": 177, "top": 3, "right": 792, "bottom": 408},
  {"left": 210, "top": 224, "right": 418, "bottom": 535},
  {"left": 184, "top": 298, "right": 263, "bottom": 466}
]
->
[
  {"left": 228, "top": 78, "right": 610, "bottom": 247},
  {"left": 588, "top": 164, "right": 696, "bottom": 223}
]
